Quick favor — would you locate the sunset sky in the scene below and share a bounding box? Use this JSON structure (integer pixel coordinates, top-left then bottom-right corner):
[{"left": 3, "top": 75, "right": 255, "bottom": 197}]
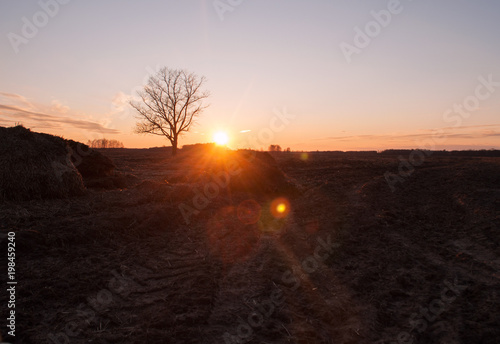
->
[{"left": 1, "top": 0, "right": 499, "bottom": 151}]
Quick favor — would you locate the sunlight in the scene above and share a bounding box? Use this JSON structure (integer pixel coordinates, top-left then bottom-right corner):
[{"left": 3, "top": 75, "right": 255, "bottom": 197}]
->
[{"left": 213, "top": 131, "right": 229, "bottom": 146}]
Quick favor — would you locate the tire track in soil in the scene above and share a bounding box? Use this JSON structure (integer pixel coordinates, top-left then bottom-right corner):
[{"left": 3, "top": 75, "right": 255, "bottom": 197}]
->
[
  {"left": 10, "top": 154, "right": 499, "bottom": 343},
  {"left": 206, "top": 228, "right": 365, "bottom": 344},
  {"left": 82, "top": 236, "right": 221, "bottom": 343},
  {"left": 338, "top": 160, "right": 500, "bottom": 343}
]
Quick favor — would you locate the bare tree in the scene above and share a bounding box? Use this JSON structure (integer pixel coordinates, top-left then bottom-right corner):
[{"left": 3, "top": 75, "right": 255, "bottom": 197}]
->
[
  {"left": 269, "top": 144, "right": 282, "bottom": 152},
  {"left": 130, "top": 67, "right": 209, "bottom": 156}
]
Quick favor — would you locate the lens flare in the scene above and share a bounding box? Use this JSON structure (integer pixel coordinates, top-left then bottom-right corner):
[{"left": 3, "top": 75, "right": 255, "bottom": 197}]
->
[
  {"left": 270, "top": 197, "right": 291, "bottom": 219},
  {"left": 237, "top": 199, "right": 262, "bottom": 225},
  {"left": 206, "top": 206, "right": 259, "bottom": 264},
  {"left": 276, "top": 203, "right": 287, "bottom": 213}
]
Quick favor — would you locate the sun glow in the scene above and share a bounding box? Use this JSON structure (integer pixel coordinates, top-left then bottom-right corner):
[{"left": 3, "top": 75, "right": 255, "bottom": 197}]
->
[{"left": 213, "top": 131, "right": 229, "bottom": 146}]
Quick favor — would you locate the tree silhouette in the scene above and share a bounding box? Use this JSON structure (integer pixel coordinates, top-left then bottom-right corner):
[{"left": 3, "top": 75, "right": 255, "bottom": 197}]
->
[
  {"left": 269, "top": 144, "right": 282, "bottom": 152},
  {"left": 86, "top": 139, "right": 124, "bottom": 148},
  {"left": 130, "top": 67, "right": 209, "bottom": 156}
]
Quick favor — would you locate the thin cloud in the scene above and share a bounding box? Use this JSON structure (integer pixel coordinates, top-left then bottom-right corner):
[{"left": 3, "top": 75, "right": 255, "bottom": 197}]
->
[
  {"left": 50, "top": 100, "right": 70, "bottom": 114},
  {"left": 111, "top": 91, "right": 131, "bottom": 112},
  {"left": 0, "top": 92, "right": 34, "bottom": 109},
  {"left": 0, "top": 103, "right": 120, "bottom": 134},
  {"left": 317, "top": 124, "right": 500, "bottom": 142},
  {"left": 421, "top": 124, "right": 500, "bottom": 131},
  {"left": 0, "top": 92, "right": 26, "bottom": 100}
]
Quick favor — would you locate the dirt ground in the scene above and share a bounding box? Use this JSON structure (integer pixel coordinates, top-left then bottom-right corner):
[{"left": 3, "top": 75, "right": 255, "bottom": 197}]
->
[{"left": 1, "top": 149, "right": 499, "bottom": 344}]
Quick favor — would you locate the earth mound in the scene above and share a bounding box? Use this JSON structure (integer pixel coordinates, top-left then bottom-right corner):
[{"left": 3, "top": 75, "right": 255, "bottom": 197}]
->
[
  {"left": 0, "top": 125, "right": 85, "bottom": 201},
  {"left": 66, "top": 139, "right": 115, "bottom": 178},
  {"left": 173, "top": 144, "right": 296, "bottom": 197},
  {"left": 0, "top": 125, "right": 131, "bottom": 201},
  {"left": 66, "top": 140, "right": 130, "bottom": 189}
]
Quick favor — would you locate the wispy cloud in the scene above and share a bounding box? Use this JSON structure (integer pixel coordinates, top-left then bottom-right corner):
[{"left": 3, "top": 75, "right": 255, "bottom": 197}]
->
[
  {"left": 50, "top": 100, "right": 70, "bottom": 114},
  {"left": 316, "top": 124, "right": 500, "bottom": 142},
  {"left": 0, "top": 92, "right": 26, "bottom": 100},
  {"left": 0, "top": 92, "right": 35, "bottom": 109},
  {"left": 0, "top": 93, "right": 120, "bottom": 134},
  {"left": 111, "top": 91, "right": 131, "bottom": 113}
]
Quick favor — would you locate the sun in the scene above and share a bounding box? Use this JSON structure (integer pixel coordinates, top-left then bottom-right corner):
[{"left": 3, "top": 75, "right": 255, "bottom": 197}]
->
[{"left": 213, "top": 131, "right": 229, "bottom": 146}]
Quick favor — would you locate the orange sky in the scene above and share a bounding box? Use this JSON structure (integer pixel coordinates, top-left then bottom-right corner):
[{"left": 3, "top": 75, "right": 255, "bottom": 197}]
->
[{"left": 1, "top": 1, "right": 499, "bottom": 151}]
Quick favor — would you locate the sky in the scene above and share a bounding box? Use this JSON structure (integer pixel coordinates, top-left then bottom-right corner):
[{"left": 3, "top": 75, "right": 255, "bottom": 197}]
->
[{"left": 1, "top": 0, "right": 499, "bottom": 151}]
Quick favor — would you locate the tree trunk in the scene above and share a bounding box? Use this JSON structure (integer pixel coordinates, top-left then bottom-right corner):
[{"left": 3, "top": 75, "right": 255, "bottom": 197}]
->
[{"left": 171, "top": 137, "right": 178, "bottom": 156}]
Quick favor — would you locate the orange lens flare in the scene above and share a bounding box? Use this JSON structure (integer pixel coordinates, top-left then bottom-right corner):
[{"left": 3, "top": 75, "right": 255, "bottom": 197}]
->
[
  {"left": 270, "top": 197, "right": 291, "bottom": 219},
  {"left": 237, "top": 199, "right": 262, "bottom": 225},
  {"left": 205, "top": 206, "right": 260, "bottom": 264}
]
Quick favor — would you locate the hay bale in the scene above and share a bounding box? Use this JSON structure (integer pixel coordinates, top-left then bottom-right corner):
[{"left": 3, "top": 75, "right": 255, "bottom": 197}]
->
[{"left": 0, "top": 126, "right": 85, "bottom": 201}]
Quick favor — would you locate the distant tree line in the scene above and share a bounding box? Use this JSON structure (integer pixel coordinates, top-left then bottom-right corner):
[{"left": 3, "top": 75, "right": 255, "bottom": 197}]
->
[
  {"left": 268, "top": 145, "right": 291, "bottom": 152},
  {"left": 379, "top": 149, "right": 500, "bottom": 157},
  {"left": 86, "top": 138, "right": 124, "bottom": 148}
]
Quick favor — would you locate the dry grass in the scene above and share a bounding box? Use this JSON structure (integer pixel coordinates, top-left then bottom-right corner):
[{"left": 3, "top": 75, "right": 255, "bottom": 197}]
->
[{"left": 0, "top": 126, "right": 85, "bottom": 201}]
